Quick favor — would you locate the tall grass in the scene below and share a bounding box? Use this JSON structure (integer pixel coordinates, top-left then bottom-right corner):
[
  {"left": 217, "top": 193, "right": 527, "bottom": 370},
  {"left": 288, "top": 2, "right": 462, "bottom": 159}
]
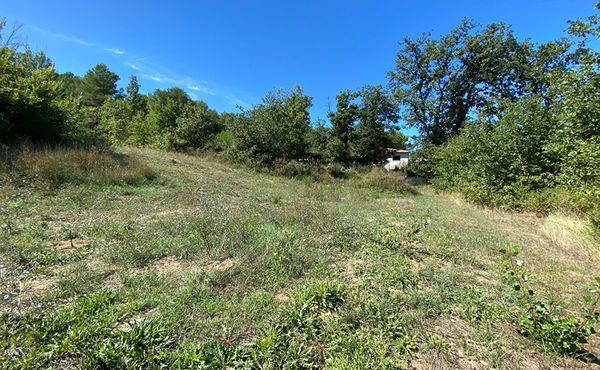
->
[
  {"left": 1, "top": 146, "right": 157, "bottom": 188},
  {"left": 349, "top": 168, "right": 419, "bottom": 194}
]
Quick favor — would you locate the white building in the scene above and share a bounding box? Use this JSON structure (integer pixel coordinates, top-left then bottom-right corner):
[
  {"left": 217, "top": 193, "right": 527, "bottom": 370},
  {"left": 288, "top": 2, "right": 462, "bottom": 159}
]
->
[{"left": 384, "top": 149, "right": 409, "bottom": 171}]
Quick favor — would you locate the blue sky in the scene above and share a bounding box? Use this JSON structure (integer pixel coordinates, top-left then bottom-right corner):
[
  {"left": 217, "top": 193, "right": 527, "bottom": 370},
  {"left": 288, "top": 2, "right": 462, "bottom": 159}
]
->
[{"left": 3, "top": 0, "right": 596, "bottom": 135}]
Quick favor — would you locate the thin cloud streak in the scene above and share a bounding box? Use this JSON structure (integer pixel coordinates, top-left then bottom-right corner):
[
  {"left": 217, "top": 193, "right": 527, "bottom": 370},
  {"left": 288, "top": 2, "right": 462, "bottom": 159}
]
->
[
  {"left": 125, "top": 61, "right": 141, "bottom": 70},
  {"left": 105, "top": 47, "right": 125, "bottom": 55},
  {"left": 27, "top": 22, "right": 252, "bottom": 108},
  {"left": 28, "top": 25, "right": 93, "bottom": 46}
]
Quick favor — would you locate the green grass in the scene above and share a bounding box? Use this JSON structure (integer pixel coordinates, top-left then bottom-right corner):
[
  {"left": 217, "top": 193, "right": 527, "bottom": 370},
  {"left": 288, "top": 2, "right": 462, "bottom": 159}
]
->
[{"left": 0, "top": 147, "right": 598, "bottom": 368}]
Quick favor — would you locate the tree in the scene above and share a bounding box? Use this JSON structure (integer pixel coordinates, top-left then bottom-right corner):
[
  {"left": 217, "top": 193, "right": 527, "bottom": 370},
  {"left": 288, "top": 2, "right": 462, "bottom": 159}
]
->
[
  {"left": 386, "top": 128, "right": 407, "bottom": 150},
  {"left": 232, "top": 85, "right": 312, "bottom": 163},
  {"left": 388, "top": 20, "right": 569, "bottom": 145},
  {"left": 326, "top": 90, "right": 358, "bottom": 163},
  {"left": 125, "top": 75, "right": 145, "bottom": 113},
  {"left": 307, "top": 120, "right": 330, "bottom": 161},
  {"left": 145, "top": 87, "right": 193, "bottom": 147},
  {"left": 174, "top": 101, "right": 221, "bottom": 149},
  {"left": 80, "top": 63, "right": 119, "bottom": 106},
  {"left": 57, "top": 72, "right": 82, "bottom": 98},
  {"left": 349, "top": 86, "right": 398, "bottom": 164},
  {"left": 98, "top": 98, "right": 132, "bottom": 144},
  {"left": 0, "top": 35, "right": 66, "bottom": 142}
]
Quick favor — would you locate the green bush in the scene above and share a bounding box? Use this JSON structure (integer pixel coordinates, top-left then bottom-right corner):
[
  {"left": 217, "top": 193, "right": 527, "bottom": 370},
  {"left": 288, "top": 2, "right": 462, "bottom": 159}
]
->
[
  {"left": 326, "top": 163, "right": 348, "bottom": 179},
  {"left": 231, "top": 86, "right": 312, "bottom": 164},
  {"left": 174, "top": 102, "right": 221, "bottom": 149},
  {"left": 275, "top": 160, "right": 313, "bottom": 179}
]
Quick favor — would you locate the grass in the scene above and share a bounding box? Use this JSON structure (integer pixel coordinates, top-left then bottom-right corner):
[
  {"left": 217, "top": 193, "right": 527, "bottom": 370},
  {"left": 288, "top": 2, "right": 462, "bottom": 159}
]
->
[
  {"left": 0, "top": 146, "right": 598, "bottom": 368},
  {"left": 1, "top": 146, "right": 157, "bottom": 189}
]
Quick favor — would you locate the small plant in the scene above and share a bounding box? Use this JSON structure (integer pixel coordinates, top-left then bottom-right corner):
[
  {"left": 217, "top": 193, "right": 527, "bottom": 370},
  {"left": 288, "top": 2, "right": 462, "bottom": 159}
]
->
[{"left": 501, "top": 245, "right": 599, "bottom": 354}]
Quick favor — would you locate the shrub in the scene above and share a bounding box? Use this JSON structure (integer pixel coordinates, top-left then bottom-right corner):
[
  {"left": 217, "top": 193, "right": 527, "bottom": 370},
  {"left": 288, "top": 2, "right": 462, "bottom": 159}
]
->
[
  {"left": 275, "top": 160, "right": 313, "bottom": 179},
  {"left": 326, "top": 163, "right": 348, "bottom": 179},
  {"left": 3, "top": 146, "right": 157, "bottom": 188},
  {"left": 352, "top": 168, "right": 418, "bottom": 194},
  {"left": 231, "top": 86, "right": 312, "bottom": 164},
  {"left": 174, "top": 102, "right": 221, "bottom": 149}
]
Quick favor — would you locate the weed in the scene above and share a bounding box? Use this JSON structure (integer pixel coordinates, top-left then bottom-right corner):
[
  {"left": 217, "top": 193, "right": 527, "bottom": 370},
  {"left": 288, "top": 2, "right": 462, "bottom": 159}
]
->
[{"left": 501, "top": 245, "right": 599, "bottom": 354}]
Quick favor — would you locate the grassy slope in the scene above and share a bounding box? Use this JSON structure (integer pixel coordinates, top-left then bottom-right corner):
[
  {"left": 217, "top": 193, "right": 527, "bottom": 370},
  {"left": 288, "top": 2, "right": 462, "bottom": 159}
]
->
[{"left": 1, "top": 147, "right": 598, "bottom": 368}]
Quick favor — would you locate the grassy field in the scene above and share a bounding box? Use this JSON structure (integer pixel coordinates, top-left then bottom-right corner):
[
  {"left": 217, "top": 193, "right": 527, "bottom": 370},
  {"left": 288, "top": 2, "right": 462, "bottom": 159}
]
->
[{"left": 1, "top": 147, "right": 598, "bottom": 369}]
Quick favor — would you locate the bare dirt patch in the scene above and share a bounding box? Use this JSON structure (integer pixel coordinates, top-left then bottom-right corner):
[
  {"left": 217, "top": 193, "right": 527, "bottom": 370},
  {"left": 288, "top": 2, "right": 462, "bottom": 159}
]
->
[
  {"left": 52, "top": 238, "right": 88, "bottom": 252},
  {"left": 103, "top": 273, "right": 124, "bottom": 289},
  {"left": 341, "top": 257, "right": 366, "bottom": 287},
  {"left": 206, "top": 258, "right": 236, "bottom": 272},
  {"left": 275, "top": 290, "right": 289, "bottom": 303},
  {"left": 17, "top": 275, "right": 57, "bottom": 302},
  {"left": 153, "top": 255, "right": 185, "bottom": 274},
  {"left": 150, "top": 256, "right": 237, "bottom": 275}
]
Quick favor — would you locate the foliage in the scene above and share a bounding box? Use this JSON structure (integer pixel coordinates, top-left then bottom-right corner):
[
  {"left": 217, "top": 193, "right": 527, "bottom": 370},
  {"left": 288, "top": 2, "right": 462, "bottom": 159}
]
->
[
  {"left": 145, "top": 87, "right": 194, "bottom": 148},
  {"left": 0, "top": 32, "right": 68, "bottom": 142},
  {"left": 348, "top": 86, "right": 398, "bottom": 164},
  {"left": 80, "top": 63, "right": 120, "bottom": 107},
  {"left": 174, "top": 101, "right": 221, "bottom": 149},
  {"left": 327, "top": 90, "right": 359, "bottom": 163},
  {"left": 501, "top": 245, "right": 599, "bottom": 354},
  {"left": 231, "top": 85, "right": 312, "bottom": 164},
  {"left": 388, "top": 19, "right": 570, "bottom": 145},
  {"left": 326, "top": 86, "right": 398, "bottom": 165}
]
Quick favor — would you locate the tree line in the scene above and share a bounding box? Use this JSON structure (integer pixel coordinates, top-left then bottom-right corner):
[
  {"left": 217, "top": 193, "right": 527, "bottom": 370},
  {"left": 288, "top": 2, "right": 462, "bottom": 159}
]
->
[
  {"left": 0, "top": 22, "right": 407, "bottom": 166},
  {"left": 0, "top": 3, "right": 598, "bottom": 222}
]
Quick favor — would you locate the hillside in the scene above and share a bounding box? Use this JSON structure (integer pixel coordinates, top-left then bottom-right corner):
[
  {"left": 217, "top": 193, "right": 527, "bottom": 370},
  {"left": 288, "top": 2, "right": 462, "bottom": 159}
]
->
[{"left": 1, "top": 147, "right": 599, "bottom": 368}]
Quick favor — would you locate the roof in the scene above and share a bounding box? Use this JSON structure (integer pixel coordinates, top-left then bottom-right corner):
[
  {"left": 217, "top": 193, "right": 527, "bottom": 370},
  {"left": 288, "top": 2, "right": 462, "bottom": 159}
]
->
[{"left": 386, "top": 148, "right": 410, "bottom": 153}]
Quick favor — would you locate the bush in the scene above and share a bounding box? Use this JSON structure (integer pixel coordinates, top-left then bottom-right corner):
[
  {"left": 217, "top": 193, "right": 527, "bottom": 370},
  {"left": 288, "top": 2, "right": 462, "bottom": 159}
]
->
[
  {"left": 351, "top": 168, "right": 418, "bottom": 194},
  {"left": 274, "top": 160, "right": 313, "bottom": 179},
  {"left": 326, "top": 163, "right": 348, "bottom": 179},
  {"left": 231, "top": 86, "right": 312, "bottom": 164},
  {"left": 3, "top": 146, "right": 157, "bottom": 188},
  {"left": 174, "top": 102, "right": 221, "bottom": 149}
]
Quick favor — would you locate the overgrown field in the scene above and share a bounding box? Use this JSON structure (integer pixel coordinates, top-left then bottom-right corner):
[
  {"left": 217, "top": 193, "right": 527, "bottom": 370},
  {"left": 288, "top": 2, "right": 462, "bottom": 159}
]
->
[{"left": 1, "top": 147, "right": 598, "bottom": 369}]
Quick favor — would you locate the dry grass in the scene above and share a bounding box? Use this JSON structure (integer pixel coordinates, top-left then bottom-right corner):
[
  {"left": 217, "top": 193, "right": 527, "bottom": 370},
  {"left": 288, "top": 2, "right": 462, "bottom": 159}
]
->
[
  {"left": 2, "top": 146, "right": 157, "bottom": 188},
  {"left": 0, "top": 147, "right": 598, "bottom": 368}
]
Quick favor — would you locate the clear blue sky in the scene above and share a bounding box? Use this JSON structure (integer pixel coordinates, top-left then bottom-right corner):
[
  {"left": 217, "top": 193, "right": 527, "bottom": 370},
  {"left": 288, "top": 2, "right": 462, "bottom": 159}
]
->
[{"left": 3, "top": 0, "right": 596, "bottom": 134}]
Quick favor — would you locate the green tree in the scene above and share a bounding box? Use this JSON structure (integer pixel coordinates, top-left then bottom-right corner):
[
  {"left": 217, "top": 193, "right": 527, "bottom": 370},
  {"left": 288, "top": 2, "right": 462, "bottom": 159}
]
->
[
  {"left": 326, "top": 90, "right": 358, "bottom": 163},
  {"left": 80, "top": 63, "right": 119, "bottom": 106},
  {"left": 386, "top": 128, "right": 407, "bottom": 150},
  {"left": 0, "top": 27, "right": 67, "bottom": 142},
  {"left": 174, "top": 101, "right": 221, "bottom": 149},
  {"left": 125, "top": 75, "right": 145, "bottom": 113},
  {"left": 145, "top": 87, "right": 193, "bottom": 147},
  {"left": 349, "top": 86, "right": 398, "bottom": 164},
  {"left": 232, "top": 85, "right": 312, "bottom": 163},
  {"left": 307, "top": 120, "right": 330, "bottom": 161},
  {"left": 388, "top": 20, "right": 568, "bottom": 145},
  {"left": 57, "top": 72, "right": 82, "bottom": 98},
  {"left": 98, "top": 98, "right": 132, "bottom": 144}
]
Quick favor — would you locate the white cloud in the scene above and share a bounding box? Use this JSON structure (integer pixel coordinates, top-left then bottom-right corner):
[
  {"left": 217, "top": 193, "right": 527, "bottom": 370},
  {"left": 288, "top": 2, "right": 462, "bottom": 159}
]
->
[
  {"left": 125, "top": 61, "right": 140, "bottom": 70},
  {"left": 27, "top": 23, "right": 247, "bottom": 108},
  {"left": 225, "top": 93, "right": 252, "bottom": 109},
  {"left": 105, "top": 47, "right": 126, "bottom": 55},
  {"left": 142, "top": 73, "right": 164, "bottom": 83},
  {"left": 29, "top": 25, "right": 93, "bottom": 46}
]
